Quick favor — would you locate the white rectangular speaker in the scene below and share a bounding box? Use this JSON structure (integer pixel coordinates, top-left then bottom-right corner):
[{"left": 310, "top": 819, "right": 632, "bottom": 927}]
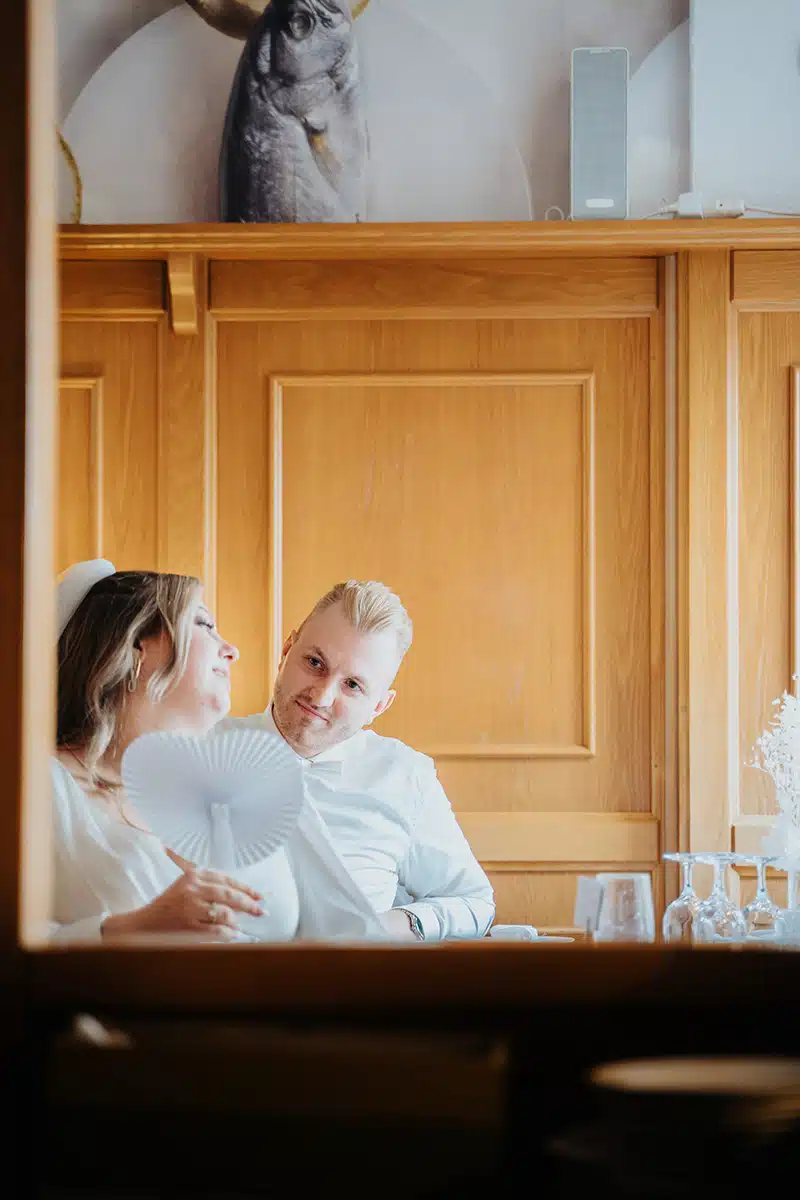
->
[{"left": 570, "top": 46, "right": 629, "bottom": 220}]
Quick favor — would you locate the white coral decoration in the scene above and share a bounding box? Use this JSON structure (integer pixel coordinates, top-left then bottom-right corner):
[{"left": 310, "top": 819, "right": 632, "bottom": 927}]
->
[{"left": 751, "top": 683, "right": 800, "bottom": 870}]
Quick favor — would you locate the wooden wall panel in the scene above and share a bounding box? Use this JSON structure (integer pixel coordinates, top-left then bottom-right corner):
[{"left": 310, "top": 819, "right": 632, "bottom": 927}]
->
[
  {"left": 731, "top": 251, "right": 800, "bottom": 864},
  {"left": 60, "top": 260, "right": 164, "bottom": 317},
  {"left": 488, "top": 868, "right": 656, "bottom": 932},
  {"left": 276, "top": 372, "right": 595, "bottom": 759},
  {"left": 60, "top": 322, "right": 161, "bottom": 570},
  {"left": 737, "top": 321, "right": 800, "bottom": 818},
  {"left": 487, "top": 872, "right": 585, "bottom": 930},
  {"left": 58, "top": 261, "right": 211, "bottom": 591},
  {"left": 460, "top": 811, "right": 658, "bottom": 864},
  {"left": 733, "top": 251, "right": 800, "bottom": 309},
  {"left": 57, "top": 253, "right": 666, "bottom": 931},
  {"left": 211, "top": 257, "right": 659, "bottom": 320},
  {"left": 57, "top": 377, "right": 102, "bottom": 572},
  {"left": 676, "top": 250, "right": 732, "bottom": 861},
  {"left": 216, "top": 315, "right": 655, "bottom": 832},
  {"left": 157, "top": 254, "right": 212, "bottom": 587},
  {"left": 214, "top": 284, "right": 661, "bottom": 927},
  {"left": 734, "top": 328, "right": 800, "bottom": 892}
]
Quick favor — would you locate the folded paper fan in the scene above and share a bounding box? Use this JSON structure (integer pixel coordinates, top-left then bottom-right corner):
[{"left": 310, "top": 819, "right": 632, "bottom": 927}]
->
[{"left": 121, "top": 728, "right": 305, "bottom": 871}]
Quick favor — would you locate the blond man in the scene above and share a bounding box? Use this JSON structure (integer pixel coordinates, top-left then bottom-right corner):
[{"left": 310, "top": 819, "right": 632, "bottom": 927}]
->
[{"left": 227, "top": 581, "right": 494, "bottom": 942}]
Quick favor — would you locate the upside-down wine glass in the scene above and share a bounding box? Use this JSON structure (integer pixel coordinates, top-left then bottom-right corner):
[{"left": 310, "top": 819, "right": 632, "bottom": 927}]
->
[
  {"left": 661, "top": 853, "right": 702, "bottom": 943},
  {"left": 736, "top": 855, "right": 781, "bottom": 937},
  {"left": 691, "top": 853, "right": 747, "bottom": 943}
]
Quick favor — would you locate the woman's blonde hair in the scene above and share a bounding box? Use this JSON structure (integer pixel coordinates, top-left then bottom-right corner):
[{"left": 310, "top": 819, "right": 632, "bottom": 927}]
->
[
  {"left": 57, "top": 570, "right": 201, "bottom": 789},
  {"left": 306, "top": 580, "right": 413, "bottom": 660}
]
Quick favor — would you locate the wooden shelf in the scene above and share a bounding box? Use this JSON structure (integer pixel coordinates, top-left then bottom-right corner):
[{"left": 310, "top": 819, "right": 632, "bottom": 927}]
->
[{"left": 59, "top": 218, "right": 800, "bottom": 262}]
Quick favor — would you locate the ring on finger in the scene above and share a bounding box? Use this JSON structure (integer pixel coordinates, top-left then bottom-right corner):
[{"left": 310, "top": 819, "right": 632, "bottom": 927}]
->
[{"left": 207, "top": 900, "right": 220, "bottom": 924}]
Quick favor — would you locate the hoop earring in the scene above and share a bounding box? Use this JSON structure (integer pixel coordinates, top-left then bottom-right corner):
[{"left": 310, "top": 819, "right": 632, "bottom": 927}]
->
[{"left": 127, "top": 652, "right": 142, "bottom": 694}]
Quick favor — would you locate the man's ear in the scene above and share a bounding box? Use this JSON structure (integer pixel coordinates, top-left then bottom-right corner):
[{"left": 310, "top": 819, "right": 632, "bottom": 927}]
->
[
  {"left": 368, "top": 689, "right": 396, "bottom": 724},
  {"left": 278, "top": 630, "right": 297, "bottom": 669}
]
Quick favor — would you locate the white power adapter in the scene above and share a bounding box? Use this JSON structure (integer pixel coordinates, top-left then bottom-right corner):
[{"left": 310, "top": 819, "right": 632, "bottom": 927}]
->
[
  {"left": 676, "top": 190, "right": 704, "bottom": 218},
  {"left": 673, "top": 192, "right": 745, "bottom": 219},
  {"left": 711, "top": 199, "right": 746, "bottom": 218}
]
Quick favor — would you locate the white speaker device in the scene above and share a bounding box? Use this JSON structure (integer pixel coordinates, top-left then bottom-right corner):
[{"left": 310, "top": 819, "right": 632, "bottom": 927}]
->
[{"left": 570, "top": 46, "right": 629, "bottom": 221}]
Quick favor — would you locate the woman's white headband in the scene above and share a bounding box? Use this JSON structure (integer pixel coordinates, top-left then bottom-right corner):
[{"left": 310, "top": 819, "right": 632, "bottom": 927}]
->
[{"left": 57, "top": 559, "right": 116, "bottom": 639}]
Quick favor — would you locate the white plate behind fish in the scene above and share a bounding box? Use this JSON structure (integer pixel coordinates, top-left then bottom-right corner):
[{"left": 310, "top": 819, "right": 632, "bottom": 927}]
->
[{"left": 61, "top": 2, "right": 532, "bottom": 224}]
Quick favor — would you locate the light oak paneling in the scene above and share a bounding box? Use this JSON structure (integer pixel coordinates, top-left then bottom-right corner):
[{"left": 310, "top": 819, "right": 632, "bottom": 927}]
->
[
  {"left": 271, "top": 372, "right": 596, "bottom": 760},
  {"left": 731, "top": 245, "right": 800, "bottom": 856},
  {"left": 211, "top": 257, "right": 658, "bottom": 320},
  {"left": 216, "top": 316, "right": 656, "bottom": 842},
  {"left": 733, "top": 251, "right": 800, "bottom": 309},
  {"left": 488, "top": 867, "right": 656, "bottom": 930},
  {"left": 792, "top": 366, "right": 800, "bottom": 686},
  {"left": 60, "top": 260, "right": 164, "bottom": 317},
  {"left": 59, "top": 322, "right": 161, "bottom": 570},
  {"left": 737, "top": 328, "right": 800, "bottom": 817},
  {"left": 676, "top": 250, "right": 732, "bottom": 857},
  {"left": 462, "top": 811, "right": 658, "bottom": 864},
  {"left": 651, "top": 261, "right": 671, "bottom": 884},
  {"left": 57, "top": 377, "right": 102, "bottom": 572},
  {"left": 487, "top": 872, "right": 585, "bottom": 929},
  {"left": 157, "top": 254, "right": 212, "bottom": 587},
  {"left": 730, "top": 256, "right": 800, "bottom": 857},
  {"left": 53, "top": 250, "right": 667, "bottom": 934},
  {"left": 58, "top": 260, "right": 212, "bottom": 588},
  {"left": 215, "top": 282, "right": 661, "bottom": 928}
]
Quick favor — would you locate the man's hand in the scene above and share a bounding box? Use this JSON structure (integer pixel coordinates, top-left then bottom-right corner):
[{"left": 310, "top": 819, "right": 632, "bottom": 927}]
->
[{"left": 380, "top": 908, "right": 421, "bottom": 942}]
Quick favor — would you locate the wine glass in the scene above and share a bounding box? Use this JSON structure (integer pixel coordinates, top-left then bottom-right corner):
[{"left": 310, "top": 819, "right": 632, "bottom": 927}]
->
[
  {"left": 735, "top": 855, "right": 781, "bottom": 937},
  {"left": 691, "top": 853, "right": 747, "bottom": 943},
  {"left": 661, "top": 853, "right": 702, "bottom": 942}
]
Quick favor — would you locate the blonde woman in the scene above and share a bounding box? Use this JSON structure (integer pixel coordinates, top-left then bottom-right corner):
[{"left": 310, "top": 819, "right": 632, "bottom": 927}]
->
[{"left": 52, "top": 559, "right": 388, "bottom": 944}]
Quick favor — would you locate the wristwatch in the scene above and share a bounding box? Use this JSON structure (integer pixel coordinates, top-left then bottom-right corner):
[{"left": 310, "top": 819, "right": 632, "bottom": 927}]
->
[{"left": 400, "top": 908, "right": 425, "bottom": 941}]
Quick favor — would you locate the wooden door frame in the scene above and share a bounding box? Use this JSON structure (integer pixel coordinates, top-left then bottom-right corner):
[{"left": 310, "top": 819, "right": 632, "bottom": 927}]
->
[
  {"left": 1, "top": 0, "right": 57, "bottom": 969},
  {"left": 6, "top": 0, "right": 800, "bottom": 1008}
]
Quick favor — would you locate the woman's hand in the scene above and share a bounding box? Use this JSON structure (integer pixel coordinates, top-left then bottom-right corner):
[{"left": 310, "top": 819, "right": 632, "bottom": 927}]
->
[{"left": 101, "top": 866, "right": 265, "bottom": 941}]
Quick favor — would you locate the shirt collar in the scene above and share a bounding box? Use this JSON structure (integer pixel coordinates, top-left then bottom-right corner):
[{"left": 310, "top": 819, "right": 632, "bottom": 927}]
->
[{"left": 264, "top": 703, "right": 363, "bottom": 765}]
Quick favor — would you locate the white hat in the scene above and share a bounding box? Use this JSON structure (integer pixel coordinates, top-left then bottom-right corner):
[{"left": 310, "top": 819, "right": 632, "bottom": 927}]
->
[{"left": 57, "top": 559, "right": 117, "bottom": 639}]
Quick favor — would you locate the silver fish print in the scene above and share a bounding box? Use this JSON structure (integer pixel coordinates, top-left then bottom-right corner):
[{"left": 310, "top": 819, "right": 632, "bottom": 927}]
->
[{"left": 218, "top": 0, "right": 367, "bottom": 222}]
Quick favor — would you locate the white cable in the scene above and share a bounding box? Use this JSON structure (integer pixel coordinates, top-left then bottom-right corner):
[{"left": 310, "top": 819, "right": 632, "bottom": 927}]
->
[
  {"left": 639, "top": 204, "right": 678, "bottom": 219},
  {"left": 636, "top": 197, "right": 800, "bottom": 220},
  {"left": 745, "top": 206, "right": 800, "bottom": 217},
  {"left": 560, "top": 197, "right": 799, "bottom": 222}
]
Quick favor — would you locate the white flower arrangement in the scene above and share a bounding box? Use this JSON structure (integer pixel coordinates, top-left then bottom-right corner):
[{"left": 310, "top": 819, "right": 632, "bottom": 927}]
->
[{"left": 751, "top": 682, "right": 800, "bottom": 877}]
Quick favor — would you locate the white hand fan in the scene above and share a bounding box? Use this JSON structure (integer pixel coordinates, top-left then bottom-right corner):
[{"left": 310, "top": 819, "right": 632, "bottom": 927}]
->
[{"left": 121, "top": 728, "right": 305, "bottom": 871}]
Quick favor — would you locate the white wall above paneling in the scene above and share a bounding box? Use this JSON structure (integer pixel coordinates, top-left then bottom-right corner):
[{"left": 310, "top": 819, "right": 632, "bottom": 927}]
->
[
  {"left": 57, "top": 0, "right": 690, "bottom": 223},
  {"left": 691, "top": 0, "right": 800, "bottom": 214},
  {"left": 57, "top": 0, "right": 177, "bottom": 118}
]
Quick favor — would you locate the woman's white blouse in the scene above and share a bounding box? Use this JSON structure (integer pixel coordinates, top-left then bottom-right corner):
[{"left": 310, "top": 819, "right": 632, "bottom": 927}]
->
[{"left": 50, "top": 757, "right": 387, "bottom": 944}]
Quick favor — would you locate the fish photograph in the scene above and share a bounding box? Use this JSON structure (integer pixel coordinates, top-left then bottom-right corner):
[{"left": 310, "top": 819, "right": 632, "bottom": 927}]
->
[{"left": 188, "top": 0, "right": 368, "bottom": 223}]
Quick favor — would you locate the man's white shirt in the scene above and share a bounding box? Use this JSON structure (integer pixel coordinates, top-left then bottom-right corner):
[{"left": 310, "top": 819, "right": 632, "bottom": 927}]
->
[{"left": 219, "top": 707, "right": 495, "bottom": 941}]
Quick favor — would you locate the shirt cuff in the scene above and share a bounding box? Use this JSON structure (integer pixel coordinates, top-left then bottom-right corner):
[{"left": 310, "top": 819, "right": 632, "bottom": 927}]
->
[
  {"left": 399, "top": 901, "right": 441, "bottom": 942},
  {"left": 49, "top": 913, "right": 110, "bottom": 943}
]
